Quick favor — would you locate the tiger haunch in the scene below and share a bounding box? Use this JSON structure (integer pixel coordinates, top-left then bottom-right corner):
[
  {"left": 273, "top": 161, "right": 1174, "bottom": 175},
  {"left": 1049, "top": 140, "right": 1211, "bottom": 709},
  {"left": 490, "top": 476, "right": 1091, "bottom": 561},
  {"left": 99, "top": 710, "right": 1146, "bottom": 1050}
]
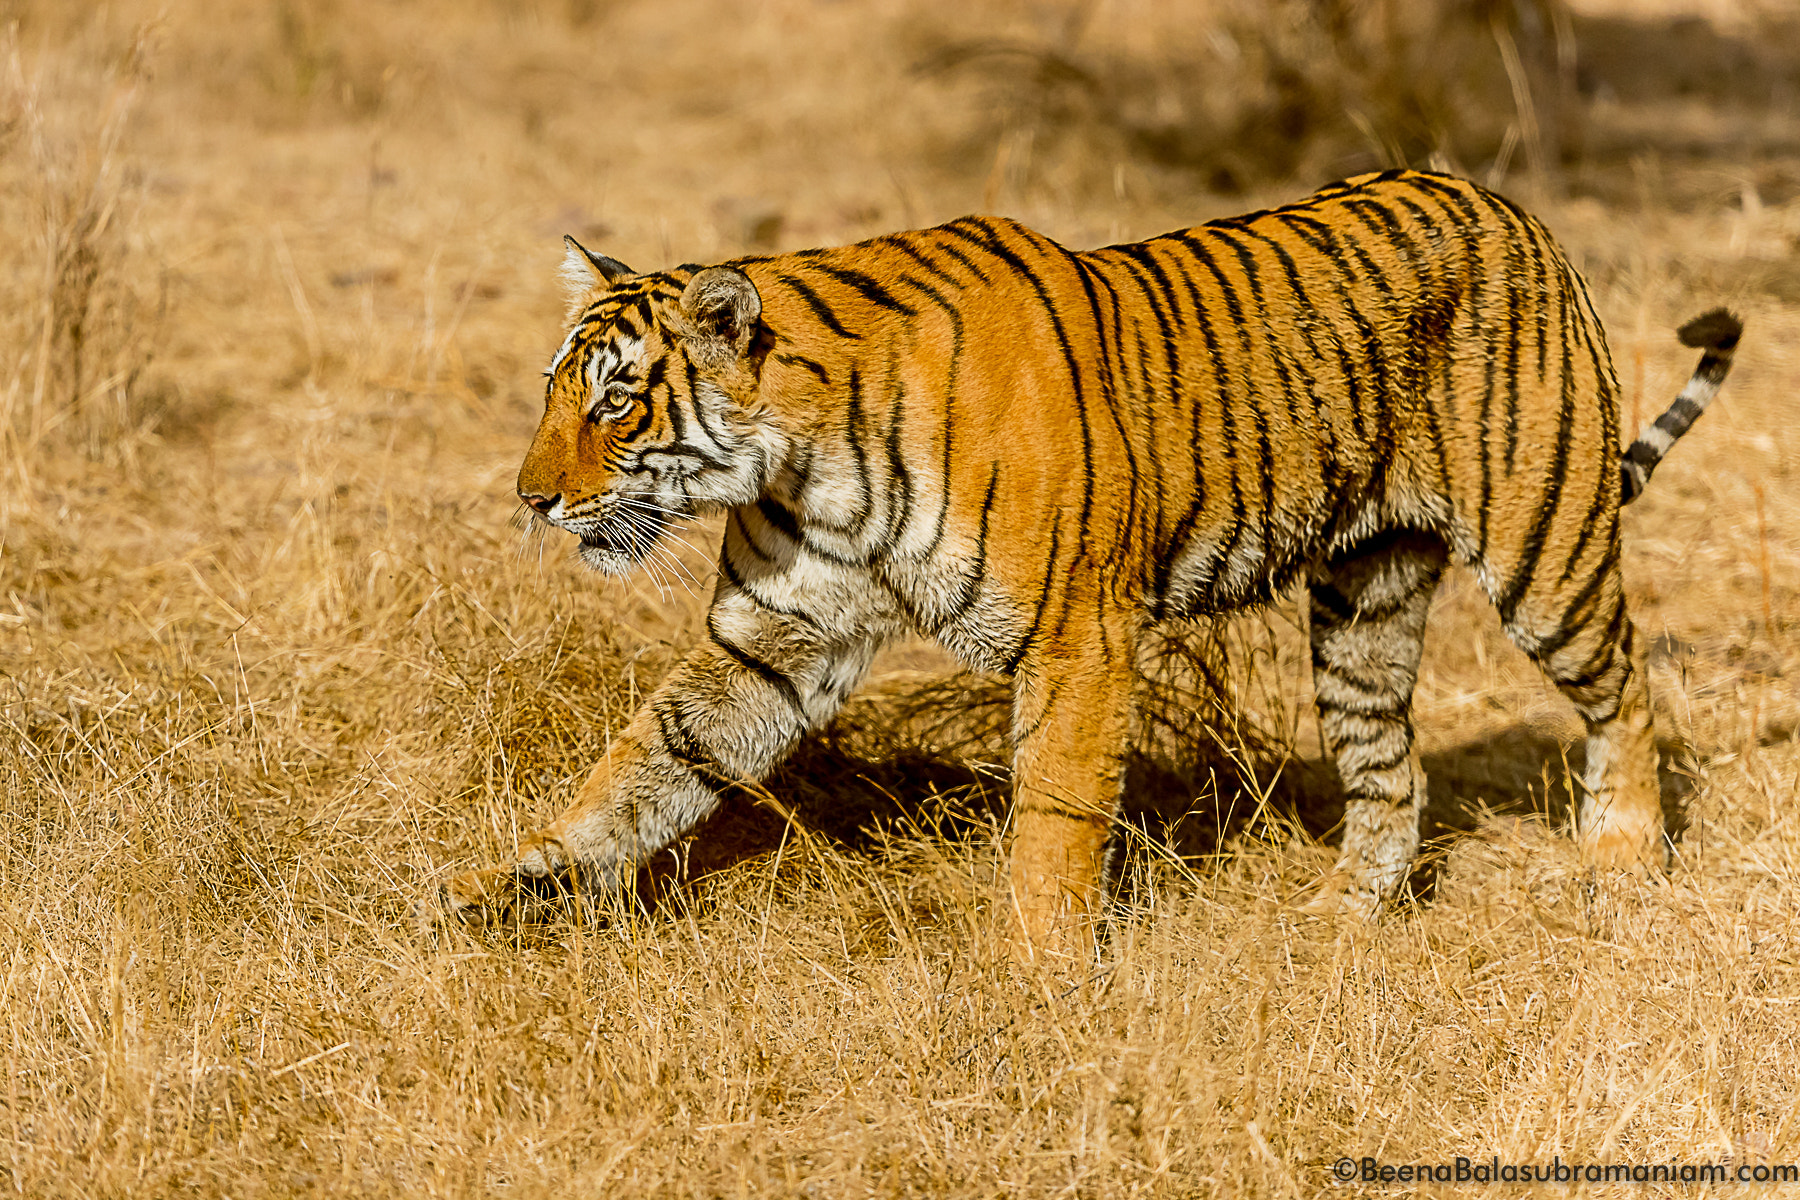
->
[{"left": 433, "top": 170, "right": 1742, "bottom": 953}]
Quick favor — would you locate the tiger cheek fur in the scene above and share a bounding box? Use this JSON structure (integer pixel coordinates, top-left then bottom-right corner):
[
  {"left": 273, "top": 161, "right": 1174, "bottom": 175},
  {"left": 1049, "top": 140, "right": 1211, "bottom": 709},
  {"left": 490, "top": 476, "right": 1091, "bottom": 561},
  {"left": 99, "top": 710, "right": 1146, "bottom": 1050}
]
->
[{"left": 430, "top": 170, "right": 1740, "bottom": 960}]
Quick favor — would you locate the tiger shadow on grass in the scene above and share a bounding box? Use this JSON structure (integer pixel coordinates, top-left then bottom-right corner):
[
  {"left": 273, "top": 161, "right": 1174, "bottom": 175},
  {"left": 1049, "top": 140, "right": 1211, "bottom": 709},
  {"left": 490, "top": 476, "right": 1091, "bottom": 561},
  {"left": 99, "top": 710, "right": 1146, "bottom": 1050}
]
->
[{"left": 618, "top": 672, "right": 1773, "bottom": 923}]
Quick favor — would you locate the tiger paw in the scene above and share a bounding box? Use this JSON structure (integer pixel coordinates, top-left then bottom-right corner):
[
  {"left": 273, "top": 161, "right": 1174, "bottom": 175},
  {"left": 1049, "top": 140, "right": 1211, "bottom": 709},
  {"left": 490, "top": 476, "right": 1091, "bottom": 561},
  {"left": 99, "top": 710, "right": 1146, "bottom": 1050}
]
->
[
  {"left": 1005, "top": 919, "right": 1098, "bottom": 980},
  {"left": 415, "top": 867, "right": 520, "bottom": 935},
  {"left": 1577, "top": 814, "right": 1668, "bottom": 875},
  {"left": 1299, "top": 870, "right": 1384, "bottom": 922}
]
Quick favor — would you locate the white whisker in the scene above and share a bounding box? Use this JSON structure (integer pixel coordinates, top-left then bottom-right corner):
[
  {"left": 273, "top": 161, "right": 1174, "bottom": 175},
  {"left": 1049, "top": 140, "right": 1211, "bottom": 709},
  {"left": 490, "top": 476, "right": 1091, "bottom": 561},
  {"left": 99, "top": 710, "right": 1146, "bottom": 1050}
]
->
[
  {"left": 643, "top": 556, "right": 675, "bottom": 602},
  {"left": 613, "top": 494, "right": 674, "bottom": 509},
  {"left": 625, "top": 508, "right": 712, "bottom": 591},
  {"left": 513, "top": 506, "right": 555, "bottom": 565},
  {"left": 615, "top": 497, "right": 692, "bottom": 521},
  {"left": 657, "top": 526, "right": 713, "bottom": 570},
  {"left": 648, "top": 542, "right": 705, "bottom": 599}
]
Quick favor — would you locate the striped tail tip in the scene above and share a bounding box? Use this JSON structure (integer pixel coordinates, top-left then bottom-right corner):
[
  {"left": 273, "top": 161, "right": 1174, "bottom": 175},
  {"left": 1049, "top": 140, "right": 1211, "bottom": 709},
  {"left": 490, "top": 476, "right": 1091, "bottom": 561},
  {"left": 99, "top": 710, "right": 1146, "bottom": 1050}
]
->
[
  {"left": 1620, "top": 308, "right": 1743, "bottom": 505},
  {"left": 1677, "top": 307, "right": 1742, "bottom": 352}
]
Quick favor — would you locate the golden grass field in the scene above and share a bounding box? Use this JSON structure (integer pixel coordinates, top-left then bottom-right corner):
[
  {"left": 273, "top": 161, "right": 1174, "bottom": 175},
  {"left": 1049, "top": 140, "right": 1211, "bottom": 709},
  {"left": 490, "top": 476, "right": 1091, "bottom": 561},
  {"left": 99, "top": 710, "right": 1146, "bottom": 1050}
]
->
[{"left": 3, "top": 0, "right": 1799, "bottom": 1195}]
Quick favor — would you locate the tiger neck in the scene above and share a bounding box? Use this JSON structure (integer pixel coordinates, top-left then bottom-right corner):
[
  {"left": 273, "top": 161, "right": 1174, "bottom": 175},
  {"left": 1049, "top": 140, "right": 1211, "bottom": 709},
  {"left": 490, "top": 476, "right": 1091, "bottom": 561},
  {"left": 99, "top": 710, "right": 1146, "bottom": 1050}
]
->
[{"left": 748, "top": 270, "right": 913, "bottom": 522}]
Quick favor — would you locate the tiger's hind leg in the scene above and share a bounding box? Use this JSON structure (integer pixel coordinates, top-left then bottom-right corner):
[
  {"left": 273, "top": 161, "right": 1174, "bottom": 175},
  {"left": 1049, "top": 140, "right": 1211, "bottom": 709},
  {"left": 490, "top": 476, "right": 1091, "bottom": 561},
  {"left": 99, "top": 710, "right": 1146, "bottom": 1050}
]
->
[
  {"left": 1306, "top": 529, "right": 1449, "bottom": 917},
  {"left": 1494, "top": 551, "right": 1665, "bottom": 873}
]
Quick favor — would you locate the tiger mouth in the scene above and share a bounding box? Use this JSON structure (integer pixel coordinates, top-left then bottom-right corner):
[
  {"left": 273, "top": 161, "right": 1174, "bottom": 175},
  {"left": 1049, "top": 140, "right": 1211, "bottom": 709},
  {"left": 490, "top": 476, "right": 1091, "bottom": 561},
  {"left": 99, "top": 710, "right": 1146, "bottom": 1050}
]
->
[{"left": 577, "top": 510, "right": 668, "bottom": 569}]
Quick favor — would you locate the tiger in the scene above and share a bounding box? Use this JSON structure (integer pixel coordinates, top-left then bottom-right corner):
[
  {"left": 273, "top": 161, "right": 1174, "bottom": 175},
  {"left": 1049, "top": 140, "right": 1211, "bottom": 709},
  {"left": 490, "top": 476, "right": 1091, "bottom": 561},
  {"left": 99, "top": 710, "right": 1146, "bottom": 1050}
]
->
[{"left": 428, "top": 168, "right": 1741, "bottom": 957}]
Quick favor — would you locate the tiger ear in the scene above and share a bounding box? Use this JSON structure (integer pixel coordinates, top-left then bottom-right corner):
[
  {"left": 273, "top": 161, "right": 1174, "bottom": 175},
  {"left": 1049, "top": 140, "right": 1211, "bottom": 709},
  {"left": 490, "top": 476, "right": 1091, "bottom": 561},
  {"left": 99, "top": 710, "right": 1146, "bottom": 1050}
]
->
[
  {"left": 677, "top": 266, "right": 761, "bottom": 368},
  {"left": 561, "top": 235, "right": 634, "bottom": 307}
]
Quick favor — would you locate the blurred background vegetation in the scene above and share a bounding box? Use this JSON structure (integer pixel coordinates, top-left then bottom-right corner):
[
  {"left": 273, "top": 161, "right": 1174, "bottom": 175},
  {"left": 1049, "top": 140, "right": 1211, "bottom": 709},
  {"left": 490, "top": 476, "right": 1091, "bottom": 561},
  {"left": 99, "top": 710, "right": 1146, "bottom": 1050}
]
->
[{"left": 3, "top": 0, "right": 1797, "bottom": 481}]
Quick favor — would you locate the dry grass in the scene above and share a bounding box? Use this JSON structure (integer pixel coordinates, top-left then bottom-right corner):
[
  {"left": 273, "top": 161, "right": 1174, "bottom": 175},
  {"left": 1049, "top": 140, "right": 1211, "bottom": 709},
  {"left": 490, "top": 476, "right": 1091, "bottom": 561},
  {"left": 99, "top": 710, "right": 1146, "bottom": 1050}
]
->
[{"left": 2, "top": 1, "right": 1799, "bottom": 1195}]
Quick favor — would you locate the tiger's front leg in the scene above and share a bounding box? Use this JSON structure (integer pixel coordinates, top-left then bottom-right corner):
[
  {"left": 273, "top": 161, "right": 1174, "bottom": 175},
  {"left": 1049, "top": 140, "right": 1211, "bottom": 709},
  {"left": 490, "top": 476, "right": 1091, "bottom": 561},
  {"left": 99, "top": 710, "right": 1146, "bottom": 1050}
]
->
[
  {"left": 432, "top": 590, "right": 879, "bottom": 927},
  {"left": 1006, "top": 604, "right": 1141, "bottom": 966}
]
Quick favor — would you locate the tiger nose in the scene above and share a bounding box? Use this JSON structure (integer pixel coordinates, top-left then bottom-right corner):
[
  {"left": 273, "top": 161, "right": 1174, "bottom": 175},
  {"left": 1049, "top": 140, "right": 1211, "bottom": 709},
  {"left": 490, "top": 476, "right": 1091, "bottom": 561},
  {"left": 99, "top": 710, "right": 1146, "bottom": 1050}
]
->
[{"left": 520, "top": 491, "right": 560, "bottom": 515}]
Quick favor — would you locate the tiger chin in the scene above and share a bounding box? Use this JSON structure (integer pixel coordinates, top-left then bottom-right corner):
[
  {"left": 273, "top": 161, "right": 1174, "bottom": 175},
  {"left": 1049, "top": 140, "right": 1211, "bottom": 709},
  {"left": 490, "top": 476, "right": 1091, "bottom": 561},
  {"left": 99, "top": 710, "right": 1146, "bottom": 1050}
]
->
[{"left": 422, "top": 170, "right": 1742, "bottom": 961}]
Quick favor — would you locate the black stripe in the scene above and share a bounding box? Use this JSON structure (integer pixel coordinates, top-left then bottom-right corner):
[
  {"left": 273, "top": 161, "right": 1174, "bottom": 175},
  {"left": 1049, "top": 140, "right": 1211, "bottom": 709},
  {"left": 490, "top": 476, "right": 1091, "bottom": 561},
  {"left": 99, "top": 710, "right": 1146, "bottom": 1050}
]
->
[
  {"left": 727, "top": 508, "right": 776, "bottom": 564},
  {"left": 1552, "top": 597, "right": 1629, "bottom": 690},
  {"left": 1452, "top": 188, "right": 1530, "bottom": 555},
  {"left": 717, "top": 533, "right": 766, "bottom": 586},
  {"left": 1012, "top": 800, "right": 1110, "bottom": 824},
  {"left": 681, "top": 357, "right": 734, "bottom": 450},
  {"left": 879, "top": 268, "right": 964, "bottom": 558},
  {"left": 1275, "top": 210, "right": 1395, "bottom": 300},
  {"left": 808, "top": 263, "right": 921, "bottom": 316},
  {"left": 1272, "top": 213, "right": 1386, "bottom": 450},
  {"left": 719, "top": 531, "right": 826, "bottom": 626},
  {"left": 1105, "top": 250, "right": 1181, "bottom": 565},
  {"left": 1312, "top": 672, "right": 1412, "bottom": 715},
  {"left": 1334, "top": 202, "right": 1427, "bottom": 461},
  {"left": 1552, "top": 316, "right": 1623, "bottom": 585},
  {"left": 1138, "top": 236, "right": 1243, "bottom": 607},
  {"left": 774, "top": 352, "right": 832, "bottom": 386},
  {"left": 941, "top": 219, "right": 1100, "bottom": 548},
  {"left": 837, "top": 367, "right": 874, "bottom": 535},
  {"left": 1235, "top": 224, "right": 1347, "bottom": 503},
  {"left": 754, "top": 496, "right": 867, "bottom": 568},
  {"left": 911, "top": 277, "right": 966, "bottom": 561},
  {"left": 662, "top": 386, "right": 688, "bottom": 443},
  {"left": 1530, "top": 232, "right": 1553, "bottom": 388},
  {"left": 1340, "top": 199, "right": 1427, "bottom": 274},
  {"left": 632, "top": 444, "right": 725, "bottom": 472},
  {"left": 1174, "top": 230, "right": 1271, "bottom": 579},
  {"left": 1401, "top": 177, "right": 1485, "bottom": 476},
  {"left": 1309, "top": 581, "right": 1356, "bottom": 623},
  {"left": 1072, "top": 254, "right": 1144, "bottom": 562},
  {"left": 1694, "top": 351, "right": 1732, "bottom": 384},
  {"left": 655, "top": 702, "right": 724, "bottom": 781},
  {"left": 1623, "top": 438, "right": 1661, "bottom": 470},
  {"left": 789, "top": 443, "right": 816, "bottom": 490},
  {"left": 756, "top": 497, "right": 801, "bottom": 540},
  {"left": 1655, "top": 396, "right": 1704, "bottom": 435},
  {"left": 1404, "top": 296, "right": 1455, "bottom": 496},
  {"left": 881, "top": 237, "right": 966, "bottom": 290},
  {"left": 776, "top": 273, "right": 861, "bottom": 339},
  {"left": 617, "top": 391, "right": 655, "bottom": 444},
  {"left": 1532, "top": 541, "right": 1620, "bottom": 661},
  {"left": 1620, "top": 460, "right": 1648, "bottom": 504},
  {"left": 1211, "top": 227, "right": 1308, "bottom": 464},
  {"left": 927, "top": 236, "right": 994, "bottom": 285},
  {"left": 1497, "top": 300, "right": 1582, "bottom": 623},
  {"left": 939, "top": 462, "right": 1001, "bottom": 627},
  {"left": 1346, "top": 746, "right": 1412, "bottom": 773},
  {"left": 881, "top": 351, "right": 913, "bottom": 549},
  {"left": 708, "top": 623, "right": 808, "bottom": 720},
  {"left": 1001, "top": 510, "right": 1064, "bottom": 677}
]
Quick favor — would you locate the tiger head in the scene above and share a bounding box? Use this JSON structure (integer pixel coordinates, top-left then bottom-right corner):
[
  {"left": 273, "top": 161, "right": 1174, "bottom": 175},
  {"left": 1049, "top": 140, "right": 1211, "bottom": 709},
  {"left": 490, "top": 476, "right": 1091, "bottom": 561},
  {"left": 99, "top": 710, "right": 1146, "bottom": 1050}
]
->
[{"left": 517, "top": 237, "right": 780, "bottom": 574}]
